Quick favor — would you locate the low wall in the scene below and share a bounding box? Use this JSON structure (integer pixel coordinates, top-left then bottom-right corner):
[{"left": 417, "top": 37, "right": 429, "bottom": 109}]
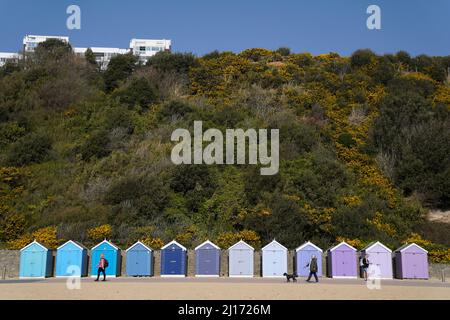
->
[{"left": 1, "top": 249, "right": 448, "bottom": 280}]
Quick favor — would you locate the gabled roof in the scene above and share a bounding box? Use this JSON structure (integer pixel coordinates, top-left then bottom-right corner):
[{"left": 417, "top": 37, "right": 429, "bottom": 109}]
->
[
  {"left": 195, "top": 240, "right": 220, "bottom": 251},
  {"left": 228, "top": 240, "right": 254, "bottom": 251},
  {"left": 57, "top": 240, "right": 87, "bottom": 250},
  {"left": 328, "top": 241, "right": 357, "bottom": 252},
  {"left": 91, "top": 239, "right": 119, "bottom": 251},
  {"left": 361, "top": 241, "right": 392, "bottom": 253},
  {"left": 395, "top": 242, "right": 428, "bottom": 253},
  {"left": 126, "top": 241, "right": 153, "bottom": 252},
  {"left": 20, "top": 240, "right": 49, "bottom": 252},
  {"left": 262, "top": 239, "right": 288, "bottom": 251},
  {"left": 161, "top": 240, "right": 187, "bottom": 251},
  {"left": 295, "top": 241, "right": 323, "bottom": 252}
]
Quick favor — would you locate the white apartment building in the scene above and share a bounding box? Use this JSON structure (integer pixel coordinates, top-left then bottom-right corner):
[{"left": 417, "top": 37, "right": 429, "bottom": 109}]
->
[
  {"left": 0, "top": 52, "right": 20, "bottom": 67},
  {"left": 130, "top": 39, "right": 171, "bottom": 63},
  {"left": 0, "top": 35, "right": 172, "bottom": 70},
  {"left": 74, "top": 47, "right": 129, "bottom": 70},
  {"left": 23, "top": 35, "right": 70, "bottom": 52}
]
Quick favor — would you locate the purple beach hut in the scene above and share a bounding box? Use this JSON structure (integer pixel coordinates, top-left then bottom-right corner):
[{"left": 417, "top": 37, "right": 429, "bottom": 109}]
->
[
  {"left": 394, "top": 243, "right": 429, "bottom": 279},
  {"left": 360, "top": 241, "right": 393, "bottom": 279},
  {"left": 326, "top": 241, "right": 357, "bottom": 278}
]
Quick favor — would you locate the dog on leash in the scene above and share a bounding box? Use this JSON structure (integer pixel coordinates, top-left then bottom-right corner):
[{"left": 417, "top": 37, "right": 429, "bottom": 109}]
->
[{"left": 283, "top": 272, "right": 297, "bottom": 282}]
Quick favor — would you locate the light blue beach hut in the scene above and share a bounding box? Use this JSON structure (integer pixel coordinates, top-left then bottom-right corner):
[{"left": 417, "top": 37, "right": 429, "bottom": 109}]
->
[
  {"left": 228, "top": 240, "right": 254, "bottom": 277},
  {"left": 261, "top": 240, "right": 288, "bottom": 277},
  {"left": 55, "top": 240, "right": 88, "bottom": 277},
  {"left": 126, "top": 241, "right": 153, "bottom": 277},
  {"left": 19, "top": 240, "right": 53, "bottom": 278}
]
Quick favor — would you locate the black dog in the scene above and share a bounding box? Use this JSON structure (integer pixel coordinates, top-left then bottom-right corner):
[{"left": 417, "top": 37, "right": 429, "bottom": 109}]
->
[{"left": 283, "top": 272, "right": 297, "bottom": 282}]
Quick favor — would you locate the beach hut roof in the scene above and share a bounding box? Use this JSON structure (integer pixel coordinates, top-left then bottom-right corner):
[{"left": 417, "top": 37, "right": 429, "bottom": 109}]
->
[
  {"left": 57, "top": 240, "right": 87, "bottom": 250},
  {"left": 295, "top": 241, "right": 323, "bottom": 252},
  {"left": 195, "top": 240, "right": 220, "bottom": 250},
  {"left": 395, "top": 242, "right": 428, "bottom": 253},
  {"left": 91, "top": 239, "right": 119, "bottom": 251},
  {"left": 361, "top": 241, "right": 392, "bottom": 253},
  {"left": 328, "top": 241, "right": 357, "bottom": 252},
  {"left": 161, "top": 240, "right": 187, "bottom": 251},
  {"left": 228, "top": 240, "right": 254, "bottom": 251},
  {"left": 262, "top": 239, "right": 288, "bottom": 251},
  {"left": 20, "top": 240, "right": 49, "bottom": 252},
  {"left": 126, "top": 241, "right": 153, "bottom": 252}
]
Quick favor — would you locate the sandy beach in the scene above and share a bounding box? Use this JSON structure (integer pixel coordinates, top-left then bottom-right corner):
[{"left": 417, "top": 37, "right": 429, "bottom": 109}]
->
[{"left": 0, "top": 277, "right": 449, "bottom": 300}]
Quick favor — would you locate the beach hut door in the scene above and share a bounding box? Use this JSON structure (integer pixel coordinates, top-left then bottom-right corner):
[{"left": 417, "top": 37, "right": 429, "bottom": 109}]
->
[{"left": 26, "top": 251, "right": 43, "bottom": 277}]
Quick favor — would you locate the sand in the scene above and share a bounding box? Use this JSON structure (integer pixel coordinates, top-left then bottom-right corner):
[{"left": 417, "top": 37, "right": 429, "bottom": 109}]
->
[{"left": 0, "top": 277, "right": 449, "bottom": 300}]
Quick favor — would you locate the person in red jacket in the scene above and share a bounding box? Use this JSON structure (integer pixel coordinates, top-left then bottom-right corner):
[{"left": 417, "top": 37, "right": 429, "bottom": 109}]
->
[{"left": 95, "top": 253, "right": 107, "bottom": 281}]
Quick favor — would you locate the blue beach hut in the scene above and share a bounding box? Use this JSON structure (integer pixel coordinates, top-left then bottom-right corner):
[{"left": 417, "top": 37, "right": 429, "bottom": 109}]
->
[
  {"left": 19, "top": 240, "right": 53, "bottom": 278},
  {"left": 55, "top": 240, "right": 88, "bottom": 277},
  {"left": 90, "top": 240, "right": 121, "bottom": 277},
  {"left": 195, "top": 240, "right": 220, "bottom": 277},
  {"left": 161, "top": 240, "right": 187, "bottom": 277},
  {"left": 126, "top": 241, "right": 153, "bottom": 277},
  {"left": 295, "top": 241, "right": 323, "bottom": 277}
]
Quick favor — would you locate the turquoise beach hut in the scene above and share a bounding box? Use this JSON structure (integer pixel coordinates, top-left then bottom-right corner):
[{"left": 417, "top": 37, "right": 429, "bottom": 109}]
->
[{"left": 90, "top": 239, "right": 121, "bottom": 277}]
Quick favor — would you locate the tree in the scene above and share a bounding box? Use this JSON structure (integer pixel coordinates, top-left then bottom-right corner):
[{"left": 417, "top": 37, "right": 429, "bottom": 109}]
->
[
  {"left": 147, "top": 51, "right": 198, "bottom": 74},
  {"left": 103, "top": 53, "right": 138, "bottom": 92},
  {"left": 85, "top": 48, "right": 97, "bottom": 66},
  {"left": 350, "top": 49, "right": 376, "bottom": 69}
]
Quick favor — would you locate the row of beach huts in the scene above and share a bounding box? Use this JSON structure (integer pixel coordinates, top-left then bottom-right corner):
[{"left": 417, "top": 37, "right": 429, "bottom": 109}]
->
[{"left": 18, "top": 239, "right": 429, "bottom": 280}]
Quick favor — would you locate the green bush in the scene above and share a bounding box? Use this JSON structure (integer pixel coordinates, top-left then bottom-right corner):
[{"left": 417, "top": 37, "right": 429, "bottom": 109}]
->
[
  {"left": 80, "top": 130, "right": 110, "bottom": 161},
  {"left": 6, "top": 133, "right": 52, "bottom": 166}
]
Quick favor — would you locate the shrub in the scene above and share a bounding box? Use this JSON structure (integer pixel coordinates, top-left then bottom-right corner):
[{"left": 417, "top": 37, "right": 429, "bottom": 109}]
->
[
  {"left": 6, "top": 133, "right": 52, "bottom": 166},
  {"left": 115, "top": 77, "right": 158, "bottom": 109},
  {"left": 80, "top": 129, "right": 110, "bottom": 161},
  {"left": 216, "top": 230, "right": 261, "bottom": 249},
  {"left": 87, "top": 224, "right": 112, "bottom": 242},
  {"left": 7, "top": 226, "right": 59, "bottom": 249},
  {"left": 337, "top": 133, "right": 356, "bottom": 148},
  {"left": 141, "top": 236, "right": 164, "bottom": 249}
]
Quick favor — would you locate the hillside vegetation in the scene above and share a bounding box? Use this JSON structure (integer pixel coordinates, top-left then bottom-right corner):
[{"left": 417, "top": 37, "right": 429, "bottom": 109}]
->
[{"left": 0, "top": 41, "right": 449, "bottom": 261}]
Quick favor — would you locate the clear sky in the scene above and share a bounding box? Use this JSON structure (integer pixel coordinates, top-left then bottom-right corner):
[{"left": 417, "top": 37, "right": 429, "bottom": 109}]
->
[{"left": 0, "top": 0, "right": 449, "bottom": 56}]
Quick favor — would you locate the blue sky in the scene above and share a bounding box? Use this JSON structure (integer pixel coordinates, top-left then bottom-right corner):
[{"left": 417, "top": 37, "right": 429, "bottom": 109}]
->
[{"left": 0, "top": 0, "right": 449, "bottom": 56}]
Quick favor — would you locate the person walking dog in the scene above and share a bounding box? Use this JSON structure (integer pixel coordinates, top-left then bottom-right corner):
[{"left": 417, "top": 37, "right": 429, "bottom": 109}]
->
[
  {"left": 306, "top": 254, "right": 319, "bottom": 283},
  {"left": 95, "top": 253, "right": 108, "bottom": 281}
]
